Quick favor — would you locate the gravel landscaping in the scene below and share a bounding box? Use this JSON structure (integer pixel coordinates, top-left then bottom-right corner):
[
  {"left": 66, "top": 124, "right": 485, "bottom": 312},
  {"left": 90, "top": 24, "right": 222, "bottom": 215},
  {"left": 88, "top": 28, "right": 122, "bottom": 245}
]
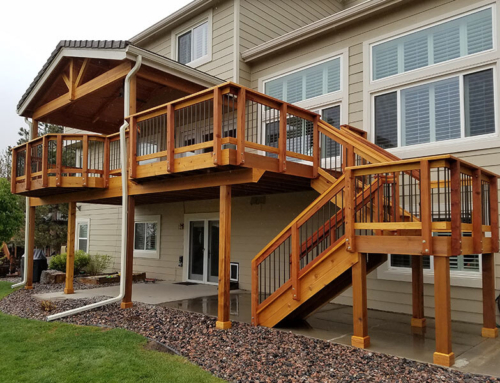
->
[{"left": 1, "top": 285, "right": 499, "bottom": 383}]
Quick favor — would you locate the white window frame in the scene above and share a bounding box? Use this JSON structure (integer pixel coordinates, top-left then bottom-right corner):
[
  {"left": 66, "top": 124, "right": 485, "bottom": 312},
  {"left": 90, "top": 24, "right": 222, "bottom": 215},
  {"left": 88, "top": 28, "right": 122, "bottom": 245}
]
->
[
  {"left": 371, "top": 65, "right": 498, "bottom": 151},
  {"left": 258, "top": 49, "right": 349, "bottom": 158},
  {"left": 171, "top": 9, "right": 213, "bottom": 68},
  {"left": 363, "top": 1, "right": 500, "bottom": 158},
  {"left": 134, "top": 215, "right": 161, "bottom": 259},
  {"left": 75, "top": 218, "right": 90, "bottom": 253},
  {"left": 370, "top": 4, "right": 496, "bottom": 82}
]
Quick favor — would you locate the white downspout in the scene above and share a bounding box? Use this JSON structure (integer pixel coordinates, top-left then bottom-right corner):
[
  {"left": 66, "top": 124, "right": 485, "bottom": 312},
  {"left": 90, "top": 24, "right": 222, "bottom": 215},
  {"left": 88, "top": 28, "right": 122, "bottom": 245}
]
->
[
  {"left": 12, "top": 118, "right": 33, "bottom": 289},
  {"left": 47, "top": 55, "right": 143, "bottom": 321}
]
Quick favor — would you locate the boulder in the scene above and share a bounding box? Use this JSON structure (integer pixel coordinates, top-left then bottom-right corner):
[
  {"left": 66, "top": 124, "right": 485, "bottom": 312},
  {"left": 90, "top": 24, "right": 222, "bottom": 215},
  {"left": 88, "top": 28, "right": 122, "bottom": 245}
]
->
[{"left": 40, "top": 270, "right": 66, "bottom": 284}]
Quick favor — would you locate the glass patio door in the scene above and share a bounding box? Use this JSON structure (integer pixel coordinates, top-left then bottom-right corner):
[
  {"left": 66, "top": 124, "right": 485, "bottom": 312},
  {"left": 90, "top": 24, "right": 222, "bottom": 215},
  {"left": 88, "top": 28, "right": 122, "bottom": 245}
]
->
[{"left": 188, "top": 219, "right": 219, "bottom": 284}]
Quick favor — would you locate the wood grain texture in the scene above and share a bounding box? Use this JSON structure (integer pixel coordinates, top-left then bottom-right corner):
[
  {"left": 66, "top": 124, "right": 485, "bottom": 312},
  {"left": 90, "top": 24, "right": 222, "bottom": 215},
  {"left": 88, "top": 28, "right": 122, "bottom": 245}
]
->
[
  {"left": 218, "top": 185, "right": 231, "bottom": 328},
  {"left": 64, "top": 202, "right": 76, "bottom": 294}
]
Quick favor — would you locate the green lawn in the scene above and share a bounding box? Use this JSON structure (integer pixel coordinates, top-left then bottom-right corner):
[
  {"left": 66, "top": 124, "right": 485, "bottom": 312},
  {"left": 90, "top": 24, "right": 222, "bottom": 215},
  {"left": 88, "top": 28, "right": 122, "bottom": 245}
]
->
[{"left": 0, "top": 282, "right": 223, "bottom": 383}]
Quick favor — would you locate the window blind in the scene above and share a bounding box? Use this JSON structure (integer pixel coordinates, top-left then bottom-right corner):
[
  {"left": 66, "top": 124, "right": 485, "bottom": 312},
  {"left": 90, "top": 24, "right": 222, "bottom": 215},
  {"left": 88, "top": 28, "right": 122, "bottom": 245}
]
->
[
  {"left": 178, "top": 31, "right": 192, "bottom": 65},
  {"left": 374, "top": 92, "right": 398, "bottom": 149},
  {"left": 193, "top": 22, "right": 208, "bottom": 61},
  {"left": 401, "top": 83, "right": 431, "bottom": 146},
  {"left": 265, "top": 57, "right": 341, "bottom": 104},
  {"left": 373, "top": 8, "right": 493, "bottom": 80},
  {"left": 465, "top": 69, "right": 495, "bottom": 137},
  {"left": 135, "top": 223, "right": 145, "bottom": 250}
]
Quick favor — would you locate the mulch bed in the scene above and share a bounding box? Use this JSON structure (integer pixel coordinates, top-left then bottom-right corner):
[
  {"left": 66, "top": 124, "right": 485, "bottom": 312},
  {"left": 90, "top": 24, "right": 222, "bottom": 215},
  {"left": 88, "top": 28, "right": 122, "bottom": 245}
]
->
[{"left": 0, "top": 286, "right": 498, "bottom": 383}]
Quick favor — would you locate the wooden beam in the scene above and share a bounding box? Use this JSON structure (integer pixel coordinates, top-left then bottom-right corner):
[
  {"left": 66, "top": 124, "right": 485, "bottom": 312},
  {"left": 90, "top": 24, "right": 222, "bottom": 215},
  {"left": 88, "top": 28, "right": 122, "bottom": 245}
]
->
[
  {"left": 351, "top": 253, "right": 369, "bottom": 348},
  {"left": 489, "top": 177, "right": 499, "bottom": 253},
  {"left": 420, "top": 160, "right": 432, "bottom": 255},
  {"left": 279, "top": 103, "right": 287, "bottom": 172},
  {"left": 236, "top": 88, "right": 246, "bottom": 165},
  {"left": 136, "top": 67, "right": 205, "bottom": 94},
  {"left": 216, "top": 185, "right": 232, "bottom": 330},
  {"left": 33, "top": 61, "right": 132, "bottom": 120},
  {"left": 166, "top": 104, "right": 175, "bottom": 173},
  {"left": 82, "top": 135, "right": 89, "bottom": 186},
  {"left": 75, "top": 58, "right": 90, "bottom": 88},
  {"left": 25, "top": 205, "right": 36, "bottom": 290},
  {"left": 121, "top": 195, "right": 135, "bottom": 309},
  {"left": 69, "top": 59, "right": 76, "bottom": 101},
  {"left": 291, "top": 222, "right": 300, "bottom": 301},
  {"left": 481, "top": 253, "right": 498, "bottom": 338},
  {"left": 25, "top": 143, "right": 31, "bottom": 191},
  {"left": 41, "top": 136, "right": 48, "bottom": 187},
  {"left": 433, "top": 256, "right": 454, "bottom": 367},
  {"left": 64, "top": 202, "right": 76, "bottom": 294},
  {"left": 472, "top": 169, "right": 483, "bottom": 254},
  {"left": 213, "top": 88, "right": 222, "bottom": 165},
  {"left": 345, "top": 168, "right": 355, "bottom": 252},
  {"left": 450, "top": 160, "right": 461, "bottom": 256},
  {"left": 411, "top": 255, "right": 426, "bottom": 328}
]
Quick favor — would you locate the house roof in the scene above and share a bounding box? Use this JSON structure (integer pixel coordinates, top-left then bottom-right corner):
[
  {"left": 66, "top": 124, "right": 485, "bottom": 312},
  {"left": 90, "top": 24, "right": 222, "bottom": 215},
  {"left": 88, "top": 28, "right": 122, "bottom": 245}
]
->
[{"left": 17, "top": 39, "right": 223, "bottom": 115}]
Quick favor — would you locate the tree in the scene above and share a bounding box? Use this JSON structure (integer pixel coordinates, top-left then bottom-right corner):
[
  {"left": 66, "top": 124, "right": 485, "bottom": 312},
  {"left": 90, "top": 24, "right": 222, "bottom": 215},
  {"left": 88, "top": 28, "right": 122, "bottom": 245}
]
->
[
  {"left": 0, "top": 178, "right": 24, "bottom": 244},
  {"left": 0, "top": 147, "right": 12, "bottom": 180},
  {"left": 16, "top": 122, "right": 63, "bottom": 145}
]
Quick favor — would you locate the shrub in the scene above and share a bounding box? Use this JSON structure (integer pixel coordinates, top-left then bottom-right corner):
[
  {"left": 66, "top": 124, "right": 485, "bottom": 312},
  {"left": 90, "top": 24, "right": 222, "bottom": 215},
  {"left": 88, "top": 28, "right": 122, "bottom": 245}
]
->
[
  {"left": 49, "top": 251, "right": 90, "bottom": 273},
  {"left": 85, "top": 253, "right": 112, "bottom": 276},
  {"left": 40, "top": 300, "right": 56, "bottom": 312}
]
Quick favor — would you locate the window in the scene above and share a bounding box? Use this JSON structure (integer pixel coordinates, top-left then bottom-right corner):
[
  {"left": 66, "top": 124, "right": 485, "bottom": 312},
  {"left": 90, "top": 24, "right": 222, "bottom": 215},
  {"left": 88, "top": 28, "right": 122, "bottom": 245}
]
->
[
  {"left": 76, "top": 219, "right": 89, "bottom": 253},
  {"left": 172, "top": 11, "right": 212, "bottom": 67},
  {"left": 389, "top": 254, "right": 480, "bottom": 272},
  {"left": 372, "top": 7, "right": 493, "bottom": 80},
  {"left": 374, "top": 68, "right": 495, "bottom": 149},
  {"left": 134, "top": 216, "right": 160, "bottom": 258},
  {"left": 264, "top": 57, "right": 341, "bottom": 104}
]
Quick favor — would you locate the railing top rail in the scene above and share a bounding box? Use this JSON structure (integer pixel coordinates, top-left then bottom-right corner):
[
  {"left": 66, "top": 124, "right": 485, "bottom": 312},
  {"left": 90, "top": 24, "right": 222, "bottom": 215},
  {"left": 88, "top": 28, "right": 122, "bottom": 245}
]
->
[
  {"left": 348, "top": 154, "right": 499, "bottom": 179},
  {"left": 11, "top": 133, "right": 107, "bottom": 151},
  {"left": 126, "top": 81, "right": 320, "bottom": 122}
]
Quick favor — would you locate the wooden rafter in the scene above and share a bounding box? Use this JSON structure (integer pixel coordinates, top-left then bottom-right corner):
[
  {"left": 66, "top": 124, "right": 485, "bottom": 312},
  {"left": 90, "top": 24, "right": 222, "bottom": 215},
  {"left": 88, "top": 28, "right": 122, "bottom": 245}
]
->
[
  {"left": 136, "top": 67, "right": 205, "bottom": 94},
  {"left": 33, "top": 61, "right": 132, "bottom": 120},
  {"left": 75, "top": 58, "right": 90, "bottom": 88}
]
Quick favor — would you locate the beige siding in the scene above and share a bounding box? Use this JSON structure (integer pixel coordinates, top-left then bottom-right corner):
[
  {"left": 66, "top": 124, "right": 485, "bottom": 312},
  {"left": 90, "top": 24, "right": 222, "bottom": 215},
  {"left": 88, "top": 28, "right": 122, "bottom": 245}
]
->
[{"left": 79, "top": 191, "right": 317, "bottom": 290}]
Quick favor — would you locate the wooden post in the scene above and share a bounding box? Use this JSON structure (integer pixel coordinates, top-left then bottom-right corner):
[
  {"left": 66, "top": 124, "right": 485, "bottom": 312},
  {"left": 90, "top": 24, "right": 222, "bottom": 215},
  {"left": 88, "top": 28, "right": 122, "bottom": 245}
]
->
[
  {"left": 481, "top": 253, "right": 498, "bottom": 338},
  {"left": 236, "top": 88, "right": 246, "bottom": 165},
  {"left": 411, "top": 255, "right": 426, "bottom": 328},
  {"left": 121, "top": 195, "right": 135, "bottom": 309},
  {"left": 25, "top": 204, "right": 36, "bottom": 290},
  {"left": 56, "top": 135, "right": 63, "bottom": 187},
  {"left": 291, "top": 222, "right": 300, "bottom": 301},
  {"left": 279, "top": 103, "right": 287, "bottom": 173},
  {"left": 31, "top": 119, "right": 39, "bottom": 139},
  {"left": 450, "top": 160, "right": 461, "bottom": 256},
  {"left": 251, "top": 260, "right": 258, "bottom": 326},
  {"left": 351, "top": 253, "right": 369, "bottom": 348},
  {"left": 345, "top": 168, "right": 355, "bottom": 252},
  {"left": 216, "top": 185, "right": 232, "bottom": 330},
  {"left": 103, "top": 137, "right": 110, "bottom": 188},
  {"left": 64, "top": 202, "right": 76, "bottom": 294},
  {"left": 82, "top": 135, "right": 89, "bottom": 187},
  {"left": 420, "top": 160, "right": 432, "bottom": 255},
  {"left": 41, "top": 136, "right": 48, "bottom": 188},
  {"left": 472, "top": 169, "right": 483, "bottom": 254},
  {"left": 166, "top": 104, "right": 175, "bottom": 173},
  {"left": 312, "top": 115, "right": 319, "bottom": 178},
  {"left": 433, "top": 256, "right": 454, "bottom": 367},
  {"left": 25, "top": 143, "right": 31, "bottom": 191},
  {"left": 213, "top": 87, "right": 222, "bottom": 165},
  {"left": 129, "top": 117, "right": 137, "bottom": 179},
  {"left": 490, "top": 177, "right": 499, "bottom": 253}
]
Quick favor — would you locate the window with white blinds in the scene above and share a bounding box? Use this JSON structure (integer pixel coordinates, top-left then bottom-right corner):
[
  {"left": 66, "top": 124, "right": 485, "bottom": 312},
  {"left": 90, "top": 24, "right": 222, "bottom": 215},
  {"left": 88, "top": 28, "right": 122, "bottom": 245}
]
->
[
  {"left": 389, "top": 254, "right": 480, "bottom": 272},
  {"left": 374, "top": 68, "right": 495, "bottom": 148},
  {"left": 264, "top": 57, "right": 341, "bottom": 104},
  {"left": 177, "top": 21, "right": 209, "bottom": 65},
  {"left": 134, "top": 216, "right": 161, "bottom": 258},
  {"left": 372, "top": 7, "right": 493, "bottom": 80}
]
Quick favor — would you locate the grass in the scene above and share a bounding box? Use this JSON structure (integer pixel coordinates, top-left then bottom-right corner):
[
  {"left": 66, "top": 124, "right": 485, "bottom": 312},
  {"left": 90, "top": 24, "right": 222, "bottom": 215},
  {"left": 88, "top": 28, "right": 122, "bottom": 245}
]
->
[{"left": 0, "top": 281, "right": 223, "bottom": 383}]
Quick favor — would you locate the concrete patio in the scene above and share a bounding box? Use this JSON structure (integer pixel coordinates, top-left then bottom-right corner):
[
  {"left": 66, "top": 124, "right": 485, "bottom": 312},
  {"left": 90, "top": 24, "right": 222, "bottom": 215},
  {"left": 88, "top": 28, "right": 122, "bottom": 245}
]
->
[{"left": 35, "top": 282, "right": 500, "bottom": 378}]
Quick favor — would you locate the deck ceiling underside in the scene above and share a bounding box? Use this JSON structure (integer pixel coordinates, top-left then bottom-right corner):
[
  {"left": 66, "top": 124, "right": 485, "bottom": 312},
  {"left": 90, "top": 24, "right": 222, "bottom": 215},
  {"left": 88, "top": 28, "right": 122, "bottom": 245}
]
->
[
  {"left": 85, "top": 170, "right": 313, "bottom": 206},
  {"left": 24, "top": 56, "right": 203, "bottom": 135}
]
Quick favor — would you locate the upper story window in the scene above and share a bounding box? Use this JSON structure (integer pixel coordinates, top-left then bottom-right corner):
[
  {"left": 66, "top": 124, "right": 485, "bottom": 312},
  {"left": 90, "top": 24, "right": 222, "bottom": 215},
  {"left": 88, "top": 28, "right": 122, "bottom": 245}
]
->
[
  {"left": 372, "top": 7, "right": 493, "bottom": 81},
  {"left": 172, "top": 10, "right": 212, "bottom": 68},
  {"left": 264, "top": 56, "right": 341, "bottom": 104},
  {"left": 374, "top": 68, "right": 495, "bottom": 149}
]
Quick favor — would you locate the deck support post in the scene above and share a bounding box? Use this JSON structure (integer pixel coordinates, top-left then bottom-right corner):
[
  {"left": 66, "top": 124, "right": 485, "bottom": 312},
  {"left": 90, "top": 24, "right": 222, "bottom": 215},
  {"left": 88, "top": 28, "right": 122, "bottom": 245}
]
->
[
  {"left": 433, "top": 256, "right": 454, "bottom": 367},
  {"left": 121, "top": 195, "right": 135, "bottom": 309},
  {"left": 25, "top": 204, "right": 36, "bottom": 290},
  {"left": 411, "top": 255, "right": 426, "bottom": 328},
  {"left": 351, "top": 253, "right": 370, "bottom": 348},
  {"left": 481, "top": 253, "right": 498, "bottom": 338},
  {"left": 64, "top": 202, "right": 77, "bottom": 294},
  {"left": 216, "top": 185, "right": 232, "bottom": 330}
]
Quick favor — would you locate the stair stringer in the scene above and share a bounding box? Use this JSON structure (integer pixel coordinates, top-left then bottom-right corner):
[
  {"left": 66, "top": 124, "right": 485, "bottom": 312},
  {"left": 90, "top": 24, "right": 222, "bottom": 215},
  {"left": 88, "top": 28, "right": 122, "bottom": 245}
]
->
[
  {"left": 311, "top": 168, "right": 337, "bottom": 194},
  {"left": 256, "top": 239, "right": 358, "bottom": 328}
]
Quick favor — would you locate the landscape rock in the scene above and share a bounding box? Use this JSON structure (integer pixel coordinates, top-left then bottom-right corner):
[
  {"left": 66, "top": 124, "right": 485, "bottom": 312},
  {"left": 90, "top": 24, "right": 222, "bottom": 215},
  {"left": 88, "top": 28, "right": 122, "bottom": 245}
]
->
[{"left": 40, "top": 270, "right": 66, "bottom": 284}]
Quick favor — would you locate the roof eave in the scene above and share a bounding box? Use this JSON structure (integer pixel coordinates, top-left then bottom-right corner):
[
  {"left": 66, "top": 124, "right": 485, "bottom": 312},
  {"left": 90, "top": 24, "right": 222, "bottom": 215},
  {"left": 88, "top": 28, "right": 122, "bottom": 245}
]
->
[
  {"left": 241, "top": 0, "right": 403, "bottom": 62},
  {"left": 129, "top": 0, "right": 213, "bottom": 45}
]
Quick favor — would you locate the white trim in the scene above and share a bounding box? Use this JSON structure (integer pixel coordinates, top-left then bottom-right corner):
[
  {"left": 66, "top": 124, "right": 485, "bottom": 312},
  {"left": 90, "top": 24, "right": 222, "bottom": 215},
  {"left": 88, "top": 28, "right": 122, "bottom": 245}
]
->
[
  {"left": 183, "top": 212, "right": 219, "bottom": 285},
  {"left": 75, "top": 218, "right": 90, "bottom": 253},
  {"left": 133, "top": 215, "right": 161, "bottom": 259},
  {"left": 377, "top": 257, "right": 482, "bottom": 288},
  {"left": 171, "top": 9, "right": 213, "bottom": 68},
  {"left": 241, "top": 0, "right": 404, "bottom": 62}
]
